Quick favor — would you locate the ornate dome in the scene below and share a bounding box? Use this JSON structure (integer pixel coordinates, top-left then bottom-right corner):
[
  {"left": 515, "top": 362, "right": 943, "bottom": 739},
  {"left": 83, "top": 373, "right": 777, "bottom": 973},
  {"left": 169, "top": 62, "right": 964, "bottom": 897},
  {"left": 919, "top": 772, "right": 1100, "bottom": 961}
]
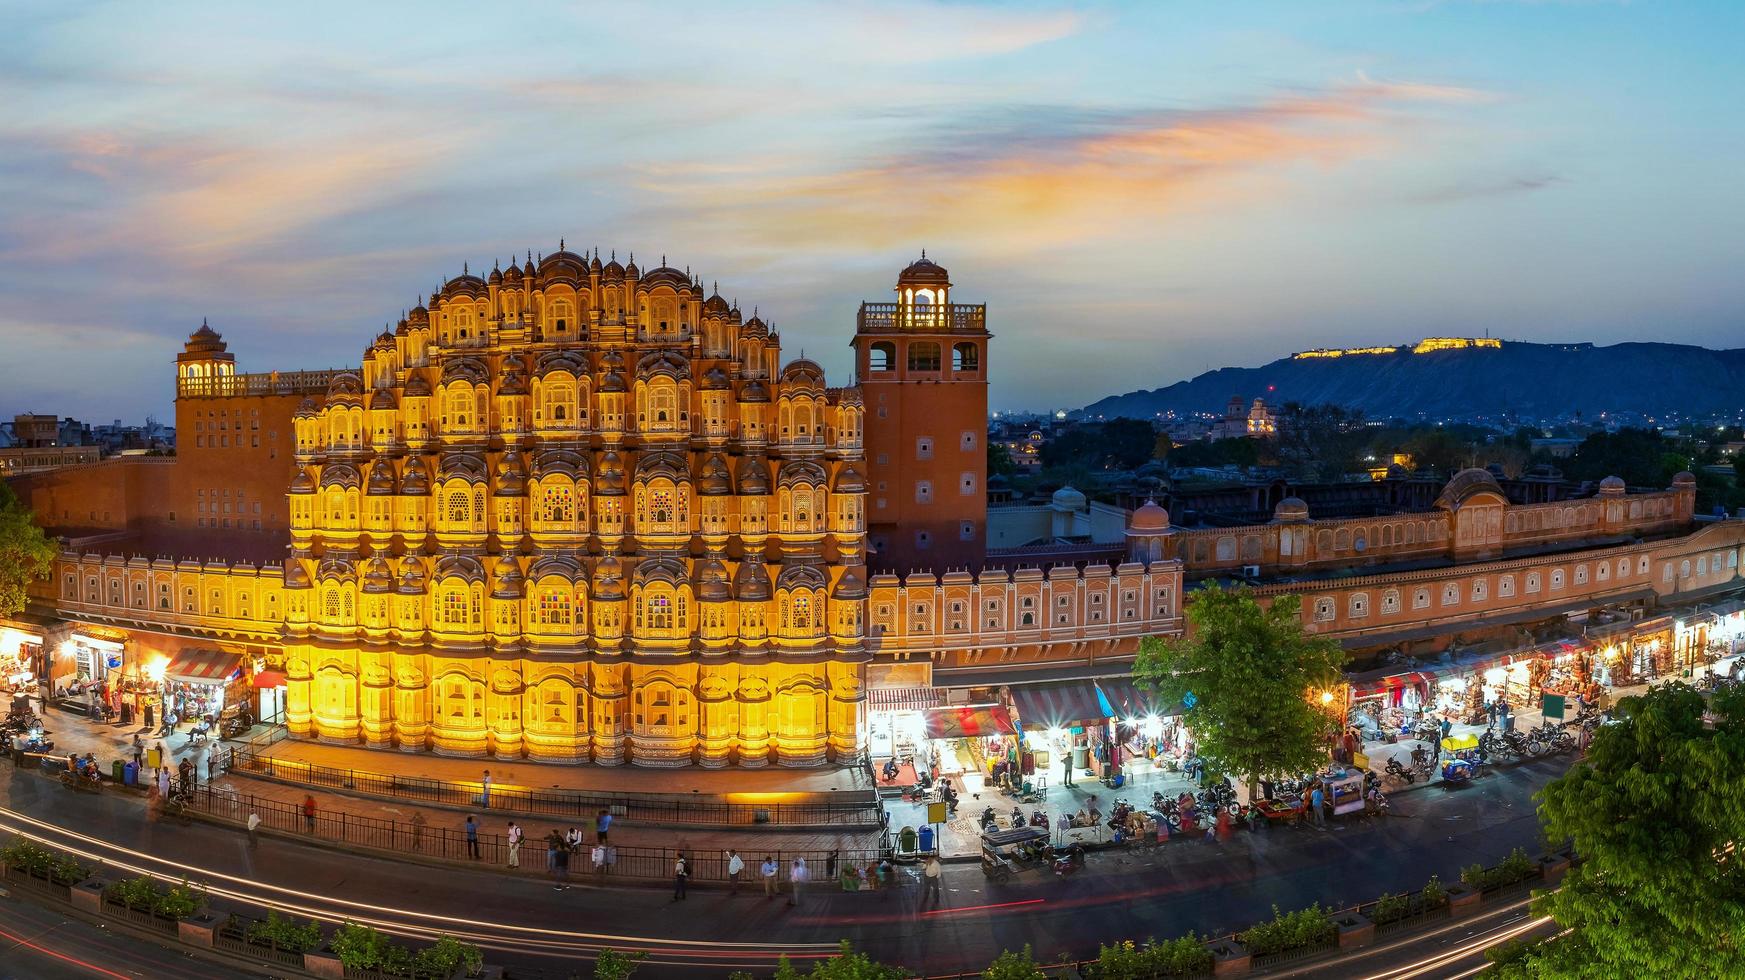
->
[
  {"left": 1599, "top": 475, "right": 1627, "bottom": 492},
  {"left": 780, "top": 359, "right": 825, "bottom": 386},
  {"left": 699, "top": 454, "right": 733, "bottom": 495},
  {"left": 1436, "top": 468, "right": 1506, "bottom": 510},
  {"left": 399, "top": 461, "right": 430, "bottom": 496},
  {"left": 367, "top": 460, "right": 397, "bottom": 495},
  {"left": 1672, "top": 471, "right": 1697, "bottom": 487},
  {"left": 1129, "top": 498, "right": 1170, "bottom": 532},
  {"left": 290, "top": 467, "right": 316, "bottom": 494},
  {"left": 737, "top": 457, "right": 770, "bottom": 494},
  {"left": 283, "top": 561, "right": 311, "bottom": 589},
  {"left": 362, "top": 558, "right": 393, "bottom": 592},
  {"left": 701, "top": 366, "right": 730, "bottom": 391},
  {"left": 696, "top": 558, "right": 732, "bottom": 601},
  {"left": 495, "top": 452, "right": 527, "bottom": 496},
  {"left": 1272, "top": 497, "right": 1311, "bottom": 523},
  {"left": 596, "top": 451, "right": 626, "bottom": 494},
  {"left": 592, "top": 555, "right": 625, "bottom": 598},
  {"left": 294, "top": 397, "right": 320, "bottom": 419},
  {"left": 831, "top": 462, "right": 866, "bottom": 494},
  {"left": 738, "top": 380, "right": 769, "bottom": 403},
  {"left": 1050, "top": 486, "right": 1087, "bottom": 511},
  {"left": 897, "top": 253, "right": 950, "bottom": 287},
  {"left": 397, "top": 565, "right": 426, "bottom": 593},
  {"left": 403, "top": 373, "right": 432, "bottom": 398},
  {"left": 184, "top": 319, "right": 226, "bottom": 353},
  {"left": 733, "top": 559, "right": 772, "bottom": 601},
  {"left": 832, "top": 565, "right": 868, "bottom": 600}
]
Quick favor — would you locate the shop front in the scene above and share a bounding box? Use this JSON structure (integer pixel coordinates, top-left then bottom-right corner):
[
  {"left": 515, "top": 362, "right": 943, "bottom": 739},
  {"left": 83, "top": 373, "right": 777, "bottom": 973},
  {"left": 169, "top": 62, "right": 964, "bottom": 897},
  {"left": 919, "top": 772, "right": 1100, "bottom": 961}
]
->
[
  {"left": 864, "top": 662, "right": 940, "bottom": 778},
  {"left": 159, "top": 647, "right": 247, "bottom": 730},
  {"left": 1094, "top": 677, "right": 1187, "bottom": 782},
  {"left": 1346, "top": 672, "right": 1434, "bottom": 743},
  {"left": 1009, "top": 680, "right": 1112, "bottom": 785},
  {"left": 920, "top": 702, "right": 1019, "bottom": 784},
  {"left": 252, "top": 669, "right": 288, "bottom": 726},
  {"left": 1, "top": 626, "right": 44, "bottom": 694}
]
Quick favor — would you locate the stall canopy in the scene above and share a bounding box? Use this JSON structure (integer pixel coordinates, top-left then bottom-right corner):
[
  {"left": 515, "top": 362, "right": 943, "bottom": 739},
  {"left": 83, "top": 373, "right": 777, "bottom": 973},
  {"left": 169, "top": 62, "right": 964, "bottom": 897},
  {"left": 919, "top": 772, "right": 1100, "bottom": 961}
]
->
[
  {"left": 1093, "top": 677, "right": 1186, "bottom": 719},
  {"left": 250, "top": 669, "right": 287, "bottom": 689},
  {"left": 164, "top": 649, "right": 243, "bottom": 685},
  {"left": 1009, "top": 681, "right": 1107, "bottom": 730},
  {"left": 923, "top": 704, "right": 1016, "bottom": 739},
  {"left": 1350, "top": 671, "right": 1436, "bottom": 700},
  {"left": 867, "top": 687, "right": 942, "bottom": 712}
]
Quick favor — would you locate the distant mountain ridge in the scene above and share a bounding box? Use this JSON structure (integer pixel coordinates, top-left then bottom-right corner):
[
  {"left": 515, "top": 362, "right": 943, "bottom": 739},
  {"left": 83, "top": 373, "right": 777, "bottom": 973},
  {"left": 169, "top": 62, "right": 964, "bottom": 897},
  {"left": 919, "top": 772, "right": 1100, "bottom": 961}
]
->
[{"left": 1078, "top": 339, "right": 1745, "bottom": 420}]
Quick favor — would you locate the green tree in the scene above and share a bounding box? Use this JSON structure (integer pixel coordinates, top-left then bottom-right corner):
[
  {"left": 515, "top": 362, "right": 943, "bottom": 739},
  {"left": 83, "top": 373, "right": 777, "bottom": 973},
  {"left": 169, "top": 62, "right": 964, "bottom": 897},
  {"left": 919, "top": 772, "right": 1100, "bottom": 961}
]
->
[
  {"left": 1270, "top": 403, "right": 1368, "bottom": 482},
  {"left": 0, "top": 481, "right": 56, "bottom": 619},
  {"left": 1133, "top": 588, "right": 1346, "bottom": 795},
  {"left": 987, "top": 441, "right": 1019, "bottom": 479},
  {"left": 1496, "top": 684, "right": 1745, "bottom": 977},
  {"left": 772, "top": 941, "right": 910, "bottom": 979}
]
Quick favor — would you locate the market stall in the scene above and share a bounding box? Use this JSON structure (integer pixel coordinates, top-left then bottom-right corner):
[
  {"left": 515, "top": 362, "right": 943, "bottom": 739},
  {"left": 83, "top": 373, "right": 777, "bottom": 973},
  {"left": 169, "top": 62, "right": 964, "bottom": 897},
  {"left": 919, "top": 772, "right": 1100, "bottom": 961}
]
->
[{"left": 159, "top": 647, "right": 246, "bottom": 731}]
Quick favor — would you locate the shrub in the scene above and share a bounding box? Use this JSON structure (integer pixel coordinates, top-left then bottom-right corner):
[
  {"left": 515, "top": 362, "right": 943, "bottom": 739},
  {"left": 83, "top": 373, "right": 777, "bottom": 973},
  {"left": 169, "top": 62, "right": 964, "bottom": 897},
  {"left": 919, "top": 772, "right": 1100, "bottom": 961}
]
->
[
  {"left": 416, "top": 936, "right": 484, "bottom": 978},
  {"left": 772, "top": 941, "right": 909, "bottom": 979},
  {"left": 157, "top": 878, "right": 205, "bottom": 920},
  {"left": 1371, "top": 892, "right": 1410, "bottom": 925},
  {"left": 1461, "top": 849, "right": 1538, "bottom": 891},
  {"left": 1238, "top": 904, "right": 1336, "bottom": 956},
  {"left": 247, "top": 911, "right": 324, "bottom": 953},
  {"left": 331, "top": 922, "right": 398, "bottom": 972},
  {"left": 105, "top": 876, "right": 161, "bottom": 912},
  {"left": 982, "top": 946, "right": 1047, "bottom": 980},
  {"left": 1, "top": 839, "right": 88, "bottom": 885},
  {"left": 1422, "top": 875, "right": 1448, "bottom": 907},
  {"left": 595, "top": 948, "right": 648, "bottom": 980},
  {"left": 1095, "top": 936, "right": 1213, "bottom": 977}
]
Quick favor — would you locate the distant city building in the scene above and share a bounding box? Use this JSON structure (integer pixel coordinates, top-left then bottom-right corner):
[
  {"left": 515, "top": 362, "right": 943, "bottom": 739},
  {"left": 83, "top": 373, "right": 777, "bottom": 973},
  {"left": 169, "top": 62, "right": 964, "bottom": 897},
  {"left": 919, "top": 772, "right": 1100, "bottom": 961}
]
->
[
  {"left": 1208, "top": 396, "right": 1275, "bottom": 440},
  {"left": 0, "top": 414, "right": 102, "bottom": 475}
]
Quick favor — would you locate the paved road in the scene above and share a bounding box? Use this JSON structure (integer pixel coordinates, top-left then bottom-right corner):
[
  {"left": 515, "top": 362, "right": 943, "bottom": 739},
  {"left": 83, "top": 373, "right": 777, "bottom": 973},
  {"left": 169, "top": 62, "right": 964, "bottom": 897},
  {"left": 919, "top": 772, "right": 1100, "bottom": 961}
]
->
[
  {"left": 0, "top": 892, "right": 268, "bottom": 980},
  {"left": 1, "top": 754, "right": 1571, "bottom": 977}
]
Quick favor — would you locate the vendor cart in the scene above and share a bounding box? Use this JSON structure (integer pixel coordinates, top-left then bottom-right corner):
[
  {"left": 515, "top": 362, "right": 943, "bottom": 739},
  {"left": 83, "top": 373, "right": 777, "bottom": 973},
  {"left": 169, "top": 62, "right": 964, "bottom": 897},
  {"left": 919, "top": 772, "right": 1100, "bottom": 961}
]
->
[
  {"left": 1254, "top": 796, "right": 1304, "bottom": 826},
  {"left": 1440, "top": 734, "right": 1481, "bottom": 787},
  {"left": 980, "top": 826, "right": 1055, "bottom": 882},
  {"left": 1325, "top": 771, "right": 1366, "bottom": 817}
]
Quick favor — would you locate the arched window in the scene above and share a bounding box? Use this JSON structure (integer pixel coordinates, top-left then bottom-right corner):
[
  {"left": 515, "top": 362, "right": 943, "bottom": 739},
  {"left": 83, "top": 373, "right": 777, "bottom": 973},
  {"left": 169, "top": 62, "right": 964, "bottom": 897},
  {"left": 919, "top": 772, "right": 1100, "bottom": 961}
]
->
[
  {"left": 536, "top": 587, "right": 572, "bottom": 627},
  {"left": 446, "top": 490, "right": 470, "bottom": 526},
  {"left": 550, "top": 299, "right": 573, "bottom": 334},
  {"left": 649, "top": 593, "right": 673, "bottom": 632},
  {"left": 869, "top": 342, "right": 894, "bottom": 373},
  {"left": 648, "top": 383, "right": 678, "bottom": 428},
  {"left": 322, "top": 587, "right": 341, "bottom": 622},
  {"left": 447, "top": 388, "right": 472, "bottom": 429},
  {"left": 907, "top": 342, "right": 941, "bottom": 372},
  {"left": 952, "top": 343, "right": 979, "bottom": 372},
  {"left": 792, "top": 593, "right": 811, "bottom": 634},
  {"left": 540, "top": 485, "right": 574, "bottom": 525}
]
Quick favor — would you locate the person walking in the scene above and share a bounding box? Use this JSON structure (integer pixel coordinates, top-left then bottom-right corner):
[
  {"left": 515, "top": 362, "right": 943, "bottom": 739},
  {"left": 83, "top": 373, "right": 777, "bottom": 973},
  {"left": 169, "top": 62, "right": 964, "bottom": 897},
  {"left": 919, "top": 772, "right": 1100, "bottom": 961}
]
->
[
  {"left": 921, "top": 854, "right": 943, "bottom": 907},
  {"left": 673, "top": 853, "right": 689, "bottom": 901},
  {"left": 726, "top": 849, "right": 745, "bottom": 896},
  {"left": 154, "top": 764, "right": 169, "bottom": 800},
  {"left": 1309, "top": 784, "right": 1326, "bottom": 829},
  {"left": 246, "top": 811, "right": 261, "bottom": 848},
  {"left": 595, "top": 808, "right": 611, "bottom": 844},
  {"left": 506, "top": 821, "right": 523, "bottom": 868},
  {"left": 131, "top": 734, "right": 144, "bottom": 773},
  {"left": 479, "top": 770, "right": 492, "bottom": 808},
  {"left": 302, "top": 794, "right": 317, "bottom": 834},
  {"left": 788, "top": 858, "right": 808, "bottom": 908},
  {"left": 553, "top": 832, "right": 570, "bottom": 891},
  {"left": 207, "top": 752, "right": 218, "bottom": 784},
  {"left": 1062, "top": 753, "right": 1074, "bottom": 787},
  {"left": 465, "top": 815, "right": 480, "bottom": 859},
  {"left": 761, "top": 856, "right": 778, "bottom": 899}
]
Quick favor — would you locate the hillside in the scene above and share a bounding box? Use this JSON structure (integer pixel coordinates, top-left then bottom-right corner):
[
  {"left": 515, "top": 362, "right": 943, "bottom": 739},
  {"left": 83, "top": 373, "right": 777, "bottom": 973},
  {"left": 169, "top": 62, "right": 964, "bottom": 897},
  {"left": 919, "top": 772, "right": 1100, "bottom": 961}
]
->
[{"left": 1078, "top": 339, "right": 1745, "bottom": 420}]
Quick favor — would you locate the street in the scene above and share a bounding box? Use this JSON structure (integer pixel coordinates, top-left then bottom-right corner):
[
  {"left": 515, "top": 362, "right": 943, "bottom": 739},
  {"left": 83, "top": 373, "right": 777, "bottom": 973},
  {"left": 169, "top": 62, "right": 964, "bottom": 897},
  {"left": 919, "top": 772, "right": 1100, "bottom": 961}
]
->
[{"left": 0, "top": 752, "right": 1573, "bottom": 977}]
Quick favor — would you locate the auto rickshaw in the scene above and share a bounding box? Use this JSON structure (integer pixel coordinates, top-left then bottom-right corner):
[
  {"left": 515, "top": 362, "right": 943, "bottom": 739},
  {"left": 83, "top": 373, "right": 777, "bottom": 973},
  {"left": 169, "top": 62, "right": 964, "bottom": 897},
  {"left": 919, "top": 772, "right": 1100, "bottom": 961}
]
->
[
  {"left": 1440, "top": 733, "right": 1480, "bottom": 786},
  {"left": 979, "top": 826, "right": 1054, "bottom": 883}
]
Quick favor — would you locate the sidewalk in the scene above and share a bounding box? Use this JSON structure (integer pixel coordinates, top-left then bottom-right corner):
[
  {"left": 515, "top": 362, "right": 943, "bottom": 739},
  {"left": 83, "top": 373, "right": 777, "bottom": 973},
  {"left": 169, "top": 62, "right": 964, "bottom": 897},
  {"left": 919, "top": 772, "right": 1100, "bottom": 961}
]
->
[{"left": 17, "top": 707, "right": 220, "bottom": 777}]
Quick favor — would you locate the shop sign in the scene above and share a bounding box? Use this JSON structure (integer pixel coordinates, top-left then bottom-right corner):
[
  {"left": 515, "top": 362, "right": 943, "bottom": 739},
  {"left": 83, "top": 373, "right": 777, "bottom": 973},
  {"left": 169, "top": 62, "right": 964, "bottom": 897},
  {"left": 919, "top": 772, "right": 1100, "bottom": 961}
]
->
[
  {"left": 1542, "top": 693, "right": 1566, "bottom": 720},
  {"left": 927, "top": 801, "right": 947, "bottom": 825}
]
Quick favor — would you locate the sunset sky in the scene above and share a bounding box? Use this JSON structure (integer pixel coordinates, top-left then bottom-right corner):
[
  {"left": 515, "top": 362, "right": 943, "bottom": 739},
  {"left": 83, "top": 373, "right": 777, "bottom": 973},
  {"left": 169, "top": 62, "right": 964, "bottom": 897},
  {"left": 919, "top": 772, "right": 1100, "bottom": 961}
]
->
[{"left": 3, "top": 1, "right": 1742, "bottom": 420}]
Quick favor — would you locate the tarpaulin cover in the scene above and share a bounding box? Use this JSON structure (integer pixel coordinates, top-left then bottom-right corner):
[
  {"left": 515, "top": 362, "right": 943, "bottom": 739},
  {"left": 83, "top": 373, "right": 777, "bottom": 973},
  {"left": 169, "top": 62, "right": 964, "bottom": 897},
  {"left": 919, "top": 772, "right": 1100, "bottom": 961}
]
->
[
  {"left": 923, "top": 704, "right": 1016, "bottom": 739},
  {"left": 1009, "top": 682, "right": 1107, "bottom": 729}
]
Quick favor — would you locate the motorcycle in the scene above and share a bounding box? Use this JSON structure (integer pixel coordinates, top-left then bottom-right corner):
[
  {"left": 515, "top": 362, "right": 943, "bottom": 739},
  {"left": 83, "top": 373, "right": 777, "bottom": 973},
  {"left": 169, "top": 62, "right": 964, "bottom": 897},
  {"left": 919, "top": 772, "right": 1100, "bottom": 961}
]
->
[
  {"left": 1052, "top": 844, "right": 1087, "bottom": 877},
  {"left": 1384, "top": 743, "right": 1434, "bottom": 785},
  {"left": 980, "top": 806, "right": 999, "bottom": 834}
]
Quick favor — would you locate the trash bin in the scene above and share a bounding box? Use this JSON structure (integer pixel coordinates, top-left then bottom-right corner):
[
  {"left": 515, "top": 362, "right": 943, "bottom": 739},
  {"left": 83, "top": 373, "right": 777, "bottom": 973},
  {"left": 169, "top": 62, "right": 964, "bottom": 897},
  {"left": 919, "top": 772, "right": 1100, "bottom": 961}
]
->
[
  {"left": 112, "top": 760, "right": 125, "bottom": 783},
  {"left": 124, "top": 761, "right": 138, "bottom": 786},
  {"left": 917, "top": 826, "right": 934, "bottom": 854}
]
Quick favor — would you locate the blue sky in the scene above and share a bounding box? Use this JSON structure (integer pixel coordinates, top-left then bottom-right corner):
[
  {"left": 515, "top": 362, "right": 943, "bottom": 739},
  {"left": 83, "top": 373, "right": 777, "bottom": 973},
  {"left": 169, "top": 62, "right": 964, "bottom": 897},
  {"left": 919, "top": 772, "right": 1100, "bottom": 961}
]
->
[{"left": 2, "top": 0, "right": 1741, "bottom": 420}]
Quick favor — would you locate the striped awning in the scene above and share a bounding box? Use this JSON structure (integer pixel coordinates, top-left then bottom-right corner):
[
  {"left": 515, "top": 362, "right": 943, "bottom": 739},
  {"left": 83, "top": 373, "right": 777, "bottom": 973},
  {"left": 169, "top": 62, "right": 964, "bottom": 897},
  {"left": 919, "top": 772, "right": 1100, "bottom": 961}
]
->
[
  {"left": 867, "top": 687, "right": 942, "bottom": 712},
  {"left": 163, "top": 648, "right": 243, "bottom": 685},
  {"left": 1095, "top": 677, "right": 1184, "bottom": 719},
  {"left": 923, "top": 704, "right": 1017, "bottom": 739},
  {"left": 1351, "top": 671, "right": 1435, "bottom": 699},
  {"left": 1009, "top": 681, "right": 1107, "bottom": 730}
]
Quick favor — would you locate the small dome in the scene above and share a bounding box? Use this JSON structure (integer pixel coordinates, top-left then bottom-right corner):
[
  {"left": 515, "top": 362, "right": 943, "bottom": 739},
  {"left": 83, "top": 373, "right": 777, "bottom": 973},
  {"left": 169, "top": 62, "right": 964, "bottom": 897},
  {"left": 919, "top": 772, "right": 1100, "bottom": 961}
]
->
[
  {"left": 592, "top": 555, "right": 625, "bottom": 598},
  {"left": 733, "top": 559, "right": 772, "bottom": 601},
  {"left": 701, "top": 366, "right": 730, "bottom": 391},
  {"left": 399, "top": 461, "right": 430, "bottom": 496},
  {"left": 832, "top": 462, "right": 866, "bottom": 494},
  {"left": 897, "top": 253, "right": 950, "bottom": 287},
  {"left": 290, "top": 467, "right": 316, "bottom": 493},
  {"left": 362, "top": 558, "right": 393, "bottom": 592},
  {"left": 700, "top": 454, "right": 733, "bottom": 495},
  {"left": 599, "top": 369, "right": 627, "bottom": 394},
  {"left": 742, "top": 316, "right": 768, "bottom": 339},
  {"left": 498, "top": 370, "right": 527, "bottom": 396},
  {"left": 1672, "top": 471, "right": 1697, "bottom": 487},
  {"left": 493, "top": 556, "right": 523, "bottom": 583},
  {"left": 1273, "top": 497, "right": 1310, "bottom": 523},
  {"left": 703, "top": 292, "right": 731, "bottom": 317},
  {"left": 738, "top": 380, "right": 769, "bottom": 403},
  {"left": 367, "top": 460, "right": 396, "bottom": 495},
  {"left": 1050, "top": 486, "right": 1087, "bottom": 511},
  {"left": 737, "top": 457, "right": 770, "bottom": 494},
  {"left": 832, "top": 565, "right": 868, "bottom": 600},
  {"left": 1599, "top": 475, "right": 1627, "bottom": 492},
  {"left": 487, "top": 265, "right": 503, "bottom": 286},
  {"left": 294, "top": 397, "right": 320, "bottom": 419},
  {"left": 403, "top": 373, "right": 432, "bottom": 397},
  {"left": 397, "top": 565, "right": 426, "bottom": 593},
  {"left": 495, "top": 452, "right": 527, "bottom": 496},
  {"left": 283, "top": 561, "right": 311, "bottom": 589},
  {"left": 595, "top": 451, "right": 626, "bottom": 494},
  {"left": 502, "top": 263, "right": 522, "bottom": 283},
  {"left": 1129, "top": 498, "right": 1170, "bottom": 532},
  {"left": 184, "top": 319, "right": 227, "bottom": 352},
  {"left": 696, "top": 558, "right": 732, "bottom": 602},
  {"left": 780, "top": 359, "right": 825, "bottom": 386},
  {"left": 368, "top": 388, "right": 397, "bottom": 411}
]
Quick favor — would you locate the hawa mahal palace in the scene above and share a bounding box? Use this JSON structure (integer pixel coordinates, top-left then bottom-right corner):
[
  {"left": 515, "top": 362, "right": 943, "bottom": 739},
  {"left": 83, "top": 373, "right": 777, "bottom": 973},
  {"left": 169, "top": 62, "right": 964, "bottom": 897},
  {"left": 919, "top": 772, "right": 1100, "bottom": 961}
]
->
[{"left": 5, "top": 249, "right": 1742, "bottom": 769}]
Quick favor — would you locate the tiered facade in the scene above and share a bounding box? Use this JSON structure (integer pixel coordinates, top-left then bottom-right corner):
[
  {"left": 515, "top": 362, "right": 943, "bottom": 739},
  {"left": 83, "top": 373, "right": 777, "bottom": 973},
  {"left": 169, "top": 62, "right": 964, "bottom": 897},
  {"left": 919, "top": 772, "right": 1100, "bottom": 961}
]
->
[{"left": 278, "top": 251, "right": 867, "bottom": 766}]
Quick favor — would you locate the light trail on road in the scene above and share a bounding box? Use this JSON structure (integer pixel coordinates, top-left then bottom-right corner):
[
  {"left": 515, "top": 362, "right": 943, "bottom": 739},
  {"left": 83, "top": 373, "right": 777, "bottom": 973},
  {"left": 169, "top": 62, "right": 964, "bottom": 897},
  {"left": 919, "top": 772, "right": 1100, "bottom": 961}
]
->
[{"left": 0, "top": 802, "right": 838, "bottom": 971}]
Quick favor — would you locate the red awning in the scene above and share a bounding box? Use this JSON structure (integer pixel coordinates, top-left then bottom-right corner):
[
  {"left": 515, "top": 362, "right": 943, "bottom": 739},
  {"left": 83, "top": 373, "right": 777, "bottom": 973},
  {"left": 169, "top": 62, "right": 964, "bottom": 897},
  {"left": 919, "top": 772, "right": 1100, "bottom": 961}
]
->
[
  {"left": 923, "top": 704, "right": 1017, "bottom": 739},
  {"left": 250, "top": 670, "right": 287, "bottom": 689},
  {"left": 163, "top": 648, "right": 243, "bottom": 685},
  {"left": 1351, "top": 671, "right": 1434, "bottom": 699}
]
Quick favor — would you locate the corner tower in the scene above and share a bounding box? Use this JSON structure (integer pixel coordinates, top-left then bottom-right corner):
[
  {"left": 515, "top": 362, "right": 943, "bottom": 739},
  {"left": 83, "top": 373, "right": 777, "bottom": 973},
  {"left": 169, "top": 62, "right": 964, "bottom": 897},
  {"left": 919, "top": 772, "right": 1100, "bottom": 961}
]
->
[{"left": 852, "top": 255, "right": 989, "bottom": 573}]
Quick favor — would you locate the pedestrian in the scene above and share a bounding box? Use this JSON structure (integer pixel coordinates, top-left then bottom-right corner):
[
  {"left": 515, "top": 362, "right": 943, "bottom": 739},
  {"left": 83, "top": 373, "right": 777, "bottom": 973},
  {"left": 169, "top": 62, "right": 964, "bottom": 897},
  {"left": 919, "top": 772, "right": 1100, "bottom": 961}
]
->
[
  {"left": 207, "top": 752, "right": 217, "bottom": 784},
  {"left": 302, "top": 794, "right": 317, "bottom": 834},
  {"left": 673, "top": 853, "right": 689, "bottom": 901},
  {"left": 826, "top": 850, "right": 838, "bottom": 881},
  {"left": 877, "top": 858, "right": 894, "bottom": 902},
  {"left": 142, "top": 701, "right": 152, "bottom": 731},
  {"left": 131, "top": 734, "right": 144, "bottom": 773},
  {"left": 155, "top": 765, "right": 169, "bottom": 800},
  {"left": 592, "top": 843, "right": 607, "bottom": 879},
  {"left": 1309, "top": 784, "right": 1325, "bottom": 828},
  {"left": 506, "top": 821, "right": 523, "bottom": 868},
  {"left": 788, "top": 858, "right": 808, "bottom": 908},
  {"left": 726, "top": 848, "right": 745, "bottom": 896},
  {"left": 246, "top": 811, "right": 261, "bottom": 848},
  {"left": 479, "top": 770, "right": 492, "bottom": 808},
  {"left": 595, "top": 808, "right": 612, "bottom": 844},
  {"left": 922, "top": 854, "right": 942, "bottom": 907},
  {"left": 553, "top": 833, "right": 570, "bottom": 891},
  {"left": 761, "top": 855, "right": 778, "bottom": 899},
  {"left": 544, "top": 829, "right": 557, "bottom": 874},
  {"left": 1062, "top": 753, "right": 1074, "bottom": 787},
  {"left": 465, "top": 815, "right": 480, "bottom": 859},
  {"left": 410, "top": 810, "right": 426, "bottom": 851}
]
